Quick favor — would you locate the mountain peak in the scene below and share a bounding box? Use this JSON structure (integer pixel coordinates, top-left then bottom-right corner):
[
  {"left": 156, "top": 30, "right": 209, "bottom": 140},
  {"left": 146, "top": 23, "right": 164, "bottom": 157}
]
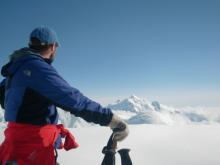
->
[
  {"left": 107, "top": 95, "right": 152, "bottom": 113},
  {"left": 129, "top": 94, "right": 140, "bottom": 100},
  {"left": 127, "top": 94, "right": 149, "bottom": 105}
]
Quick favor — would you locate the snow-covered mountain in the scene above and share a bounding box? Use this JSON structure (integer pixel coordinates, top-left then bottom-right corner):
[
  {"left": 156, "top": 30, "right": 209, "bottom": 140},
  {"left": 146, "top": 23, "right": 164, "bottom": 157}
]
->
[
  {"left": 107, "top": 95, "right": 187, "bottom": 124},
  {"left": 107, "top": 95, "right": 220, "bottom": 125},
  {"left": 57, "top": 108, "right": 95, "bottom": 128}
]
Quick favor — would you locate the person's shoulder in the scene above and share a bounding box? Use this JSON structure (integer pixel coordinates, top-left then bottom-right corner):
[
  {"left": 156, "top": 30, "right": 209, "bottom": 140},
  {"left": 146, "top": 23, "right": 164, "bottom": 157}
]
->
[
  {"left": 25, "top": 56, "right": 59, "bottom": 78},
  {"left": 19, "top": 56, "right": 55, "bottom": 79},
  {"left": 25, "top": 55, "right": 51, "bottom": 68}
]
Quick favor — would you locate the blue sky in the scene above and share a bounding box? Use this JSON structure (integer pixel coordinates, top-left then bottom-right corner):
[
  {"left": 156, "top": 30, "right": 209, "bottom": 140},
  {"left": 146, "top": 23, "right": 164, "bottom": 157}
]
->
[{"left": 0, "top": 0, "right": 220, "bottom": 107}]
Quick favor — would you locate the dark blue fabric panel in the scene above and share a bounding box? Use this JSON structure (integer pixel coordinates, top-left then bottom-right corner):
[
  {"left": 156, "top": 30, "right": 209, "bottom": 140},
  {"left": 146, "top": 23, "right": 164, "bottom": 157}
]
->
[{"left": 0, "top": 79, "right": 6, "bottom": 109}]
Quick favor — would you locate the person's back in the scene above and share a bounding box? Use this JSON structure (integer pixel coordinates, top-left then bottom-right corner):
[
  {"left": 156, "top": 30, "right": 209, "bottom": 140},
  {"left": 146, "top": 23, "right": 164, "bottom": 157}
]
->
[
  {"left": 2, "top": 49, "right": 59, "bottom": 125},
  {"left": 0, "top": 26, "right": 128, "bottom": 165}
]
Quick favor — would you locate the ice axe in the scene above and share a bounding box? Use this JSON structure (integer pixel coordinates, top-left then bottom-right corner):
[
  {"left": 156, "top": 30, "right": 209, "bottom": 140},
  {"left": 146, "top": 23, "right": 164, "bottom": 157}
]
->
[{"left": 101, "top": 132, "right": 133, "bottom": 165}]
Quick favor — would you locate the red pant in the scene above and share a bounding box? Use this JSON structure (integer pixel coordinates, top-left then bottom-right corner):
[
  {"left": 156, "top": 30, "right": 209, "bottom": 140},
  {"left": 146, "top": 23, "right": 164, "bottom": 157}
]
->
[{"left": 0, "top": 122, "right": 79, "bottom": 165}]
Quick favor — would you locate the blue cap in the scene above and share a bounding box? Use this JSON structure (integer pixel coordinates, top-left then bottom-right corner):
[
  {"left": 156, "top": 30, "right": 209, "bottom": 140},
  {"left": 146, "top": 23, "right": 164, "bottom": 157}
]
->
[{"left": 29, "top": 26, "right": 59, "bottom": 46}]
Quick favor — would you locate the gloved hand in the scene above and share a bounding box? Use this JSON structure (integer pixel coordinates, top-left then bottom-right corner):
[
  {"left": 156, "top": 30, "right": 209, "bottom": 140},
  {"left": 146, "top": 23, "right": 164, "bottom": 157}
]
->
[{"left": 108, "top": 114, "right": 129, "bottom": 141}]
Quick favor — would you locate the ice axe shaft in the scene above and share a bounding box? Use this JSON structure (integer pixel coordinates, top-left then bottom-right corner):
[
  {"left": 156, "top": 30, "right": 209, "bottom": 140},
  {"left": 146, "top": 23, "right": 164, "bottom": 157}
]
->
[
  {"left": 118, "top": 149, "right": 133, "bottom": 165},
  {"left": 101, "top": 133, "right": 117, "bottom": 165}
]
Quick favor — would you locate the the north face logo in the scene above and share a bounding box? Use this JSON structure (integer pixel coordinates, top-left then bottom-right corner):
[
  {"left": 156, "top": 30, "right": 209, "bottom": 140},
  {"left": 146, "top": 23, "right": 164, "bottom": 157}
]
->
[{"left": 23, "top": 69, "right": 32, "bottom": 76}]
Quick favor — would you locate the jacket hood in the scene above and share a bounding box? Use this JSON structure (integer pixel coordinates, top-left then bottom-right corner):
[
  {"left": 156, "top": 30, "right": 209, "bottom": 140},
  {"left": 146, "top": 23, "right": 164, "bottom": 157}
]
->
[
  {"left": 9, "top": 47, "right": 36, "bottom": 61},
  {"left": 1, "top": 47, "right": 44, "bottom": 77}
]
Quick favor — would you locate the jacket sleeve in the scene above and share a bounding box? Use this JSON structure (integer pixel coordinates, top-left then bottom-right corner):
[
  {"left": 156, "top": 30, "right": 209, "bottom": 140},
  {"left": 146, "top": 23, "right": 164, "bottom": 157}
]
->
[
  {"left": 26, "top": 60, "right": 113, "bottom": 126},
  {"left": 0, "top": 79, "right": 6, "bottom": 109}
]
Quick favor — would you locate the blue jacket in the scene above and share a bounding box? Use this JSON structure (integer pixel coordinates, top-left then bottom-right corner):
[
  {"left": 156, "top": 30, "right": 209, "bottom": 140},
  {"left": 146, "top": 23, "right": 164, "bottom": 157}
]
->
[{"left": 0, "top": 48, "right": 113, "bottom": 126}]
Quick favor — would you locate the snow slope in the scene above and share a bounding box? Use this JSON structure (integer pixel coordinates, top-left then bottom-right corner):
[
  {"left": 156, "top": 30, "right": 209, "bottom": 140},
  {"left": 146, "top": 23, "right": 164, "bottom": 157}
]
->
[
  {"left": 56, "top": 125, "right": 220, "bottom": 165},
  {"left": 1, "top": 125, "right": 218, "bottom": 165}
]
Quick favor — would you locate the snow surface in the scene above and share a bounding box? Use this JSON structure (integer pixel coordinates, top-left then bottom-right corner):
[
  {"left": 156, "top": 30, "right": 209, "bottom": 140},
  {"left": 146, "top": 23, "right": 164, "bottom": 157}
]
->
[
  {"left": 1, "top": 125, "right": 220, "bottom": 165},
  {"left": 53, "top": 125, "right": 220, "bottom": 165}
]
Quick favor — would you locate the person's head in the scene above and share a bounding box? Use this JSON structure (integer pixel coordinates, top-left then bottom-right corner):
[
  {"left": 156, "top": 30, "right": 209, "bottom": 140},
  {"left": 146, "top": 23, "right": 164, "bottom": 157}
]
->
[{"left": 28, "top": 26, "right": 59, "bottom": 62}]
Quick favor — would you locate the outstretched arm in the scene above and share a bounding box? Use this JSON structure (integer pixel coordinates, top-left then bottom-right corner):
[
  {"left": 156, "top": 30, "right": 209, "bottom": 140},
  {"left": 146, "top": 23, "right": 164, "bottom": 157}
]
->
[{"left": 27, "top": 60, "right": 113, "bottom": 126}]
